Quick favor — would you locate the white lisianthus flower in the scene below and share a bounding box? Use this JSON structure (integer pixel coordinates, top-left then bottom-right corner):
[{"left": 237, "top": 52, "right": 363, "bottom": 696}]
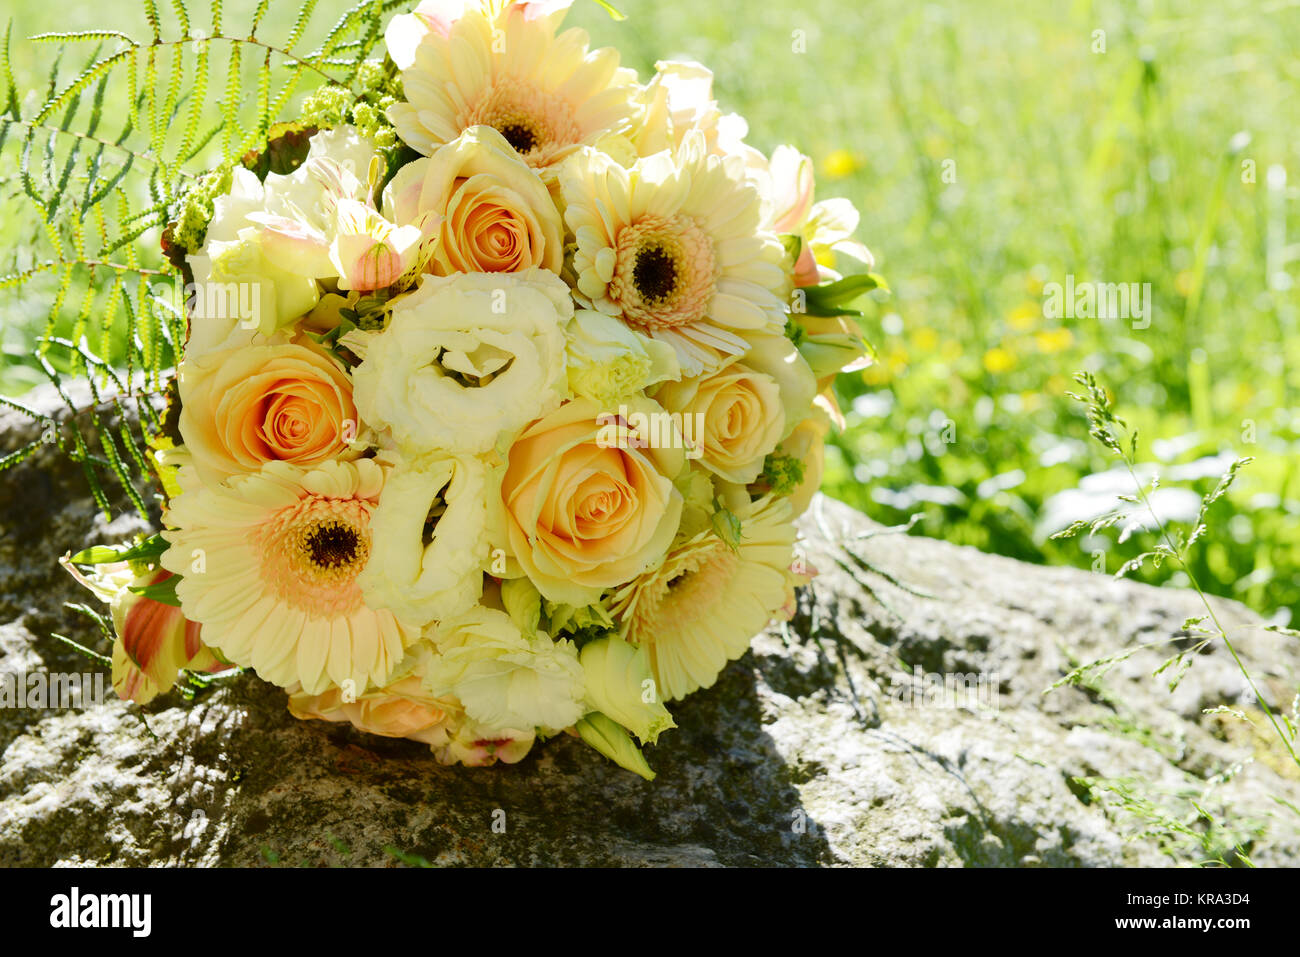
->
[
  {"left": 343, "top": 268, "right": 571, "bottom": 456},
  {"left": 579, "top": 636, "right": 676, "bottom": 745},
  {"left": 564, "top": 308, "right": 680, "bottom": 406},
  {"left": 357, "top": 451, "right": 494, "bottom": 628},
  {"left": 424, "top": 606, "right": 586, "bottom": 732}
]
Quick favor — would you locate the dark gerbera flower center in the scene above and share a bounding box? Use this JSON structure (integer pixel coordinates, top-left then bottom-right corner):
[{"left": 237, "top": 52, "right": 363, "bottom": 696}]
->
[
  {"left": 633, "top": 242, "right": 679, "bottom": 304},
  {"left": 304, "top": 520, "right": 361, "bottom": 570},
  {"left": 496, "top": 121, "right": 539, "bottom": 154}
]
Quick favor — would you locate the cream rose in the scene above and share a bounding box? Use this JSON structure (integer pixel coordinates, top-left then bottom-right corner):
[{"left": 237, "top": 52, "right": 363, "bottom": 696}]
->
[
  {"left": 384, "top": 125, "right": 563, "bottom": 276},
  {"left": 653, "top": 362, "right": 784, "bottom": 485},
  {"left": 500, "top": 395, "right": 686, "bottom": 606},
  {"left": 652, "top": 332, "right": 814, "bottom": 484},
  {"left": 177, "top": 340, "right": 360, "bottom": 484},
  {"left": 343, "top": 269, "right": 571, "bottom": 456}
]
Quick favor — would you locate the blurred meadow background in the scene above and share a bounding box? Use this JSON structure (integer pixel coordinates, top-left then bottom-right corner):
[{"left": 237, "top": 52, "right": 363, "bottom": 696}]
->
[{"left": 3, "top": 0, "right": 1299, "bottom": 624}]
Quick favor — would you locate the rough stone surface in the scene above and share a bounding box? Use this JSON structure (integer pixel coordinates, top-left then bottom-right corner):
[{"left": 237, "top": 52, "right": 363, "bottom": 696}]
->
[{"left": 2, "top": 384, "right": 1299, "bottom": 867}]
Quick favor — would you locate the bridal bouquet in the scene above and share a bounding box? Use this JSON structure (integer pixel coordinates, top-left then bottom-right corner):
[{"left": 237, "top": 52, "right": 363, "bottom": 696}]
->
[{"left": 63, "top": 0, "right": 879, "bottom": 778}]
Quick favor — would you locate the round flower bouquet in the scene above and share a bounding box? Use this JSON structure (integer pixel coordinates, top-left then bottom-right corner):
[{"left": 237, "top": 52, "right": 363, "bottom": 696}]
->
[{"left": 47, "top": 0, "right": 881, "bottom": 778}]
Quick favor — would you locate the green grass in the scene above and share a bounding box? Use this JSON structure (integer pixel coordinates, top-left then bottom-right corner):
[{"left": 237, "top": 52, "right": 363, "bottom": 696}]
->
[{"left": 3, "top": 0, "right": 1299, "bottom": 623}]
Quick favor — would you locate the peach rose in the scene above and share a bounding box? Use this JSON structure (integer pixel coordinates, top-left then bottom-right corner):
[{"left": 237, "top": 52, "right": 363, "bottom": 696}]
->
[
  {"left": 654, "top": 331, "right": 815, "bottom": 484},
  {"left": 178, "top": 340, "right": 360, "bottom": 484},
  {"left": 288, "top": 674, "right": 456, "bottom": 747},
  {"left": 384, "top": 125, "right": 563, "bottom": 276},
  {"left": 499, "top": 395, "right": 686, "bottom": 606},
  {"left": 653, "top": 363, "right": 785, "bottom": 485}
]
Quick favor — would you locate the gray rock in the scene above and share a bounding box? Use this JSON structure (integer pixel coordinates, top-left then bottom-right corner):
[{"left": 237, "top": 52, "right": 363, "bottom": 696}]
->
[{"left": 2, "top": 384, "right": 1299, "bottom": 866}]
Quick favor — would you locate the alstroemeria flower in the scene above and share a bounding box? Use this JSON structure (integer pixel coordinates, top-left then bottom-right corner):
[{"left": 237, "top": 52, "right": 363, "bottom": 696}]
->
[
  {"left": 629, "top": 60, "right": 766, "bottom": 171},
  {"left": 758, "top": 145, "right": 873, "bottom": 287},
  {"left": 436, "top": 720, "right": 535, "bottom": 767},
  {"left": 330, "top": 200, "right": 432, "bottom": 291},
  {"left": 109, "top": 569, "right": 228, "bottom": 704}
]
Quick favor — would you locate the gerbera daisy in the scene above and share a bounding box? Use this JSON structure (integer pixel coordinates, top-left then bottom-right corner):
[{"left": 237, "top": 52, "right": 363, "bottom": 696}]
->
[
  {"left": 607, "top": 494, "right": 803, "bottom": 701},
  {"left": 387, "top": 4, "right": 637, "bottom": 173},
  {"left": 160, "top": 459, "right": 417, "bottom": 695},
  {"left": 561, "top": 133, "right": 789, "bottom": 377}
]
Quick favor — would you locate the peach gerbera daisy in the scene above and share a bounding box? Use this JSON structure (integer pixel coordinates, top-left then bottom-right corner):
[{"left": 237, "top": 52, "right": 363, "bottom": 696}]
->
[
  {"left": 561, "top": 132, "right": 789, "bottom": 377},
  {"left": 607, "top": 494, "right": 802, "bottom": 701},
  {"left": 387, "top": 3, "right": 637, "bottom": 174},
  {"left": 160, "top": 459, "right": 417, "bottom": 695}
]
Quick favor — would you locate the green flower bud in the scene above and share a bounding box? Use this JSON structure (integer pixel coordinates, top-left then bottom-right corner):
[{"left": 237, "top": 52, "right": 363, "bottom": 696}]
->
[{"left": 579, "top": 636, "right": 676, "bottom": 746}]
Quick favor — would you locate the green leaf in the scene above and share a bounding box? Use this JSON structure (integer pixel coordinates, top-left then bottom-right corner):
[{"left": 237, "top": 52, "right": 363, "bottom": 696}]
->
[
  {"left": 710, "top": 503, "right": 743, "bottom": 552},
  {"left": 70, "top": 532, "right": 169, "bottom": 566},
  {"left": 128, "top": 572, "right": 182, "bottom": 606},
  {"left": 68, "top": 545, "right": 124, "bottom": 565},
  {"left": 589, "top": 0, "right": 627, "bottom": 20},
  {"left": 802, "top": 273, "right": 886, "bottom": 316},
  {"left": 576, "top": 712, "right": 655, "bottom": 780}
]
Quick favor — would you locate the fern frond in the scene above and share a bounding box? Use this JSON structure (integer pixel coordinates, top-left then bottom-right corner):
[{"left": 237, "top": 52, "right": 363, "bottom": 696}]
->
[
  {"left": 142, "top": 0, "right": 163, "bottom": 44},
  {"left": 29, "top": 31, "right": 135, "bottom": 45},
  {"left": 221, "top": 39, "right": 240, "bottom": 159},
  {"left": 32, "top": 47, "right": 132, "bottom": 126},
  {"left": 286, "top": 0, "right": 321, "bottom": 50},
  {"left": 2, "top": 21, "right": 21, "bottom": 119},
  {"left": 250, "top": 0, "right": 271, "bottom": 37}
]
